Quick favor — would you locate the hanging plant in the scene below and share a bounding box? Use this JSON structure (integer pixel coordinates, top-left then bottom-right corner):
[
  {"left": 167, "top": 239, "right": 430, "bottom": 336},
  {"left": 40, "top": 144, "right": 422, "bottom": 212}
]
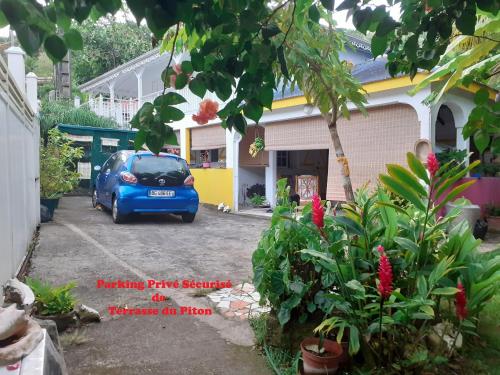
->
[{"left": 249, "top": 136, "right": 265, "bottom": 158}]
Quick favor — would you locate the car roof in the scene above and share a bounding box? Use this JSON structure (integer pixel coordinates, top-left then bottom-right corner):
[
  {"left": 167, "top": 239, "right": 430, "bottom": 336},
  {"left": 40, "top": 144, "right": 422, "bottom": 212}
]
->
[{"left": 118, "top": 150, "right": 184, "bottom": 160}]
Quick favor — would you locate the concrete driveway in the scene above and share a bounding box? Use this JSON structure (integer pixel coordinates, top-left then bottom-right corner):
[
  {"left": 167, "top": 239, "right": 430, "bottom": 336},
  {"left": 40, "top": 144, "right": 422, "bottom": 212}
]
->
[{"left": 29, "top": 196, "right": 271, "bottom": 375}]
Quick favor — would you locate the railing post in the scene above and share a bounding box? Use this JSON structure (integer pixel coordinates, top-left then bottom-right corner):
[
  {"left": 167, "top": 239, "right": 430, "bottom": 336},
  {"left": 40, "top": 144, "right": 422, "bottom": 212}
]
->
[
  {"left": 74, "top": 96, "right": 81, "bottom": 108},
  {"left": 5, "top": 46, "right": 26, "bottom": 94},
  {"left": 98, "top": 94, "right": 103, "bottom": 116},
  {"left": 25, "top": 72, "right": 38, "bottom": 113}
]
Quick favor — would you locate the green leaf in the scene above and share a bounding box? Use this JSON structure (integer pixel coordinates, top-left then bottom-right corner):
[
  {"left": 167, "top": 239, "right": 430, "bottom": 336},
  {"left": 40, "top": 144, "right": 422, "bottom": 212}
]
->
[
  {"left": 386, "top": 164, "right": 428, "bottom": 197},
  {"left": 126, "top": 0, "right": 146, "bottom": 23},
  {"left": 174, "top": 73, "right": 189, "bottom": 90},
  {"left": 233, "top": 113, "right": 247, "bottom": 135},
  {"left": 432, "top": 287, "right": 459, "bottom": 296},
  {"left": 44, "top": 34, "right": 68, "bottom": 62},
  {"left": 277, "top": 45, "right": 289, "bottom": 79},
  {"left": 456, "top": 7, "right": 476, "bottom": 35},
  {"left": 394, "top": 237, "right": 420, "bottom": 254},
  {"left": 155, "top": 92, "right": 187, "bottom": 106},
  {"left": 243, "top": 100, "right": 263, "bottom": 123},
  {"left": 134, "top": 129, "right": 147, "bottom": 151},
  {"left": 159, "top": 106, "right": 184, "bottom": 122},
  {"left": 376, "top": 16, "right": 398, "bottom": 37},
  {"left": 308, "top": 5, "right": 320, "bottom": 23},
  {"left": 0, "top": 10, "right": 8, "bottom": 28},
  {"left": 215, "top": 77, "right": 232, "bottom": 101},
  {"left": 474, "top": 88, "right": 490, "bottom": 105},
  {"left": 262, "top": 23, "right": 281, "bottom": 39},
  {"left": 181, "top": 60, "right": 193, "bottom": 74},
  {"left": 419, "top": 305, "right": 434, "bottom": 317},
  {"left": 189, "top": 77, "right": 207, "bottom": 99},
  {"left": 320, "top": 0, "right": 335, "bottom": 11},
  {"left": 379, "top": 174, "right": 426, "bottom": 211},
  {"left": 16, "top": 25, "right": 44, "bottom": 56},
  {"left": 349, "top": 325, "right": 360, "bottom": 355},
  {"left": 336, "top": 0, "right": 358, "bottom": 12},
  {"left": 164, "top": 129, "right": 178, "bottom": 146},
  {"left": 259, "top": 87, "right": 274, "bottom": 109},
  {"left": 278, "top": 305, "right": 291, "bottom": 326},
  {"left": 417, "top": 275, "right": 428, "bottom": 296},
  {"left": 431, "top": 180, "right": 477, "bottom": 214},
  {"left": 63, "top": 29, "right": 83, "bottom": 50},
  {"left": 371, "top": 35, "right": 388, "bottom": 58},
  {"left": 473, "top": 130, "right": 490, "bottom": 154}
]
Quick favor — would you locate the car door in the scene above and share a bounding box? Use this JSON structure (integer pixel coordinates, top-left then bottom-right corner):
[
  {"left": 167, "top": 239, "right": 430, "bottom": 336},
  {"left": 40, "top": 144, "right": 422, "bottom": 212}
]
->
[
  {"left": 104, "top": 153, "right": 125, "bottom": 200},
  {"left": 99, "top": 154, "right": 117, "bottom": 207}
]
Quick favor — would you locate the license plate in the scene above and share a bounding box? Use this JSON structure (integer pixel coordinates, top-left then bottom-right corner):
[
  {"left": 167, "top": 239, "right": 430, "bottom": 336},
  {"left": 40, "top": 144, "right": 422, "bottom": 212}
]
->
[{"left": 149, "top": 190, "right": 175, "bottom": 197}]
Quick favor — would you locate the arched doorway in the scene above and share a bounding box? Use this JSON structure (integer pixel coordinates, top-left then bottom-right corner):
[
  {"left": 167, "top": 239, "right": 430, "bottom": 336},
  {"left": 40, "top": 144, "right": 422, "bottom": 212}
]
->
[{"left": 434, "top": 105, "right": 457, "bottom": 152}]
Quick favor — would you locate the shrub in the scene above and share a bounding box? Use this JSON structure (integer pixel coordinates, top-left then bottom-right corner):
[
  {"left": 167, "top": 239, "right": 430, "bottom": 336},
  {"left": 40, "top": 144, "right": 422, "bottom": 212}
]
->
[
  {"left": 253, "top": 152, "right": 500, "bottom": 372},
  {"left": 26, "top": 278, "right": 77, "bottom": 315},
  {"left": 39, "top": 100, "right": 118, "bottom": 139},
  {"left": 246, "top": 183, "right": 265, "bottom": 199},
  {"left": 249, "top": 194, "right": 267, "bottom": 207},
  {"left": 40, "top": 128, "right": 84, "bottom": 198}
]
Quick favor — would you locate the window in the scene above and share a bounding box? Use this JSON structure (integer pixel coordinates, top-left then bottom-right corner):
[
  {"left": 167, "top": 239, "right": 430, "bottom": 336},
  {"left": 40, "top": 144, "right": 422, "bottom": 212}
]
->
[
  {"left": 277, "top": 151, "right": 290, "bottom": 168},
  {"left": 190, "top": 148, "right": 226, "bottom": 168},
  {"left": 132, "top": 155, "right": 189, "bottom": 186}
]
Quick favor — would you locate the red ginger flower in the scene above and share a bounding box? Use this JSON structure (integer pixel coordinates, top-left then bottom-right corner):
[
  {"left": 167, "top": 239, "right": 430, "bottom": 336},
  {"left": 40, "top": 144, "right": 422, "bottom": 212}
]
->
[
  {"left": 192, "top": 99, "right": 219, "bottom": 125},
  {"left": 377, "top": 246, "right": 393, "bottom": 300},
  {"left": 312, "top": 194, "right": 324, "bottom": 229},
  {"left": 455, "top": 280, "right": 468, "bottom": 320},
  {"left": 427, "top": 152, "right": 439, "bottom": 177}
]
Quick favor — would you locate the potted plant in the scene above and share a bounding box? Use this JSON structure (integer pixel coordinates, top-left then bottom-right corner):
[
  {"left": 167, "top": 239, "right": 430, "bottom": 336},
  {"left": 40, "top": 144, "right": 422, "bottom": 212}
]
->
[
  {"left": 487, "top": 205, "right": 500, "bottom": 232},
  {"left": 300, "top": 334, "right": 343, "bottom": 374},
  {"left": 200, "top": 150, "right": 211, "bottom": 168},
  {"left": 26, "top": 278, "right": 78, "bottom": 332},
  {"left": 40, "top": 128, "right": 83, "bottom": 219},
  {"left": 249, "top": 193, "right": 268, "bottom": 208}
]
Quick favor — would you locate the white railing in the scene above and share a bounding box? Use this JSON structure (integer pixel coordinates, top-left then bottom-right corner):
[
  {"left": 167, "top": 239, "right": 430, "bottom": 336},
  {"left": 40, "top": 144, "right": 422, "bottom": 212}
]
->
[
  {"left": 0, "top": 54, "right": 40, "bottom": 287},
  {"left": 83, "top": 85, "right": 218, "bottom": 128}
]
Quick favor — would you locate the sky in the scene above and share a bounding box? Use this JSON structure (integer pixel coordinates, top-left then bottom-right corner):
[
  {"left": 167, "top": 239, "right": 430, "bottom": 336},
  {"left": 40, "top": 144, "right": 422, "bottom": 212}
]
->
[{"left": 0, "top": 1, "right": 401, "bottom": 39}]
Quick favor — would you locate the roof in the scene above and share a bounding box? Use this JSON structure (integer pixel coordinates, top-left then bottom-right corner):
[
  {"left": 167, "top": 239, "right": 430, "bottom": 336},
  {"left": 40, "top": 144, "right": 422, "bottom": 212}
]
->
[
  {"left": 58, "top": 124, "right": 137, "bottom": 134},
  {"left": 273, "top": 57, "right": 394, "bottom": 100}
]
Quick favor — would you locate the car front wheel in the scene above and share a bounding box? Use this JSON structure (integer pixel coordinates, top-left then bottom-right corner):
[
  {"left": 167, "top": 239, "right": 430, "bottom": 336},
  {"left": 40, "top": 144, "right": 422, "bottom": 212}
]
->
[
  {"left": 112, "top": 197, "right": 126, "bottom": 224},
  {"left": 181, "top": 213, "right": 196, "bottom": 223}
]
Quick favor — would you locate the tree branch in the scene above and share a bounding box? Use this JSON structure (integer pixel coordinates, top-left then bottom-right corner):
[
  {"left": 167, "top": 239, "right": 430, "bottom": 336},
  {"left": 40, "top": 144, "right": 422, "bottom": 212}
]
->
[
  {"left": 279, "top": 0, "right": 296, "bottom": 49},
  {"left": 162, "top": 22, "right": 180, "bottom": 96}
]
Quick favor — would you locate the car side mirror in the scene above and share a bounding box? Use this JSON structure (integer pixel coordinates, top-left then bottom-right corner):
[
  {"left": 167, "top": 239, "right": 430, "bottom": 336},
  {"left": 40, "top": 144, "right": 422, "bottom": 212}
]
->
[{"left": 94, "top": 165, "right": 101, "bottom": 171}]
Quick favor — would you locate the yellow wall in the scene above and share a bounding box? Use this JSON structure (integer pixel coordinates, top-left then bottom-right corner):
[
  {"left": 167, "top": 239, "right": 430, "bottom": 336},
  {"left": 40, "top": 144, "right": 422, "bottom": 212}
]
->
[{"left": 191, "top": 168, "right": 234, "bottom": 209}]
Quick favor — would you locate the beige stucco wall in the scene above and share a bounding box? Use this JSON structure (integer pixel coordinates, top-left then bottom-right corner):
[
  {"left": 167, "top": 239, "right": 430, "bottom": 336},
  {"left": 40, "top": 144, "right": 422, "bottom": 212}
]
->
[{"left": 265, "top": 104, "right": 420, "bottom": 201}]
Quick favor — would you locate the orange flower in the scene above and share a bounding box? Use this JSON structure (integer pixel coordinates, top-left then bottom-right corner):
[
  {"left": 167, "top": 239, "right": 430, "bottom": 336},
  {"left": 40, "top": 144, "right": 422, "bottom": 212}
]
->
[{"left": 192, "top": 99, "right": 219, "bottom": 125}]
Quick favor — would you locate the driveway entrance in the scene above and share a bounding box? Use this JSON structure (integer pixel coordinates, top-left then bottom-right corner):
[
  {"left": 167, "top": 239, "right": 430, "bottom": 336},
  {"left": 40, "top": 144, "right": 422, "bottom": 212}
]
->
[{"left": 29, "top": 196, "right": 271, "bottom": 374}]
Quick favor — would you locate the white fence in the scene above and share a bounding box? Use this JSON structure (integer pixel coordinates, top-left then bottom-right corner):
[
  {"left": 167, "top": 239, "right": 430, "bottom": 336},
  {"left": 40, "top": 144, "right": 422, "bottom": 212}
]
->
[{"left": 0, "top": 52, "right": 40, "bottom": 288}]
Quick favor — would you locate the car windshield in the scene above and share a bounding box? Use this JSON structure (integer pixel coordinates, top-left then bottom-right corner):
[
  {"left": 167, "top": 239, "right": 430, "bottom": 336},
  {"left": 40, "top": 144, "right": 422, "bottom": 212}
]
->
[{"left": 131, "top": 156, "right": 189, "bottom": 185}]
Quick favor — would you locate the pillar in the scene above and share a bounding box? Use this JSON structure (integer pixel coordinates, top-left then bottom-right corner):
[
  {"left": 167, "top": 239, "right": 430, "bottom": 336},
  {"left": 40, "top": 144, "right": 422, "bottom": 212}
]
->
[
  {"left": 25, "top": 72, "right": 38, "bottom": 113},
  {"left": 135, "top": 69, "right": 144, "bottom": 108},
  {"left": 265, "top": 150, "right": 277, "bottom": 207},
  {"left": 5, "top": 46, "right": 26, "bottom": 94}
]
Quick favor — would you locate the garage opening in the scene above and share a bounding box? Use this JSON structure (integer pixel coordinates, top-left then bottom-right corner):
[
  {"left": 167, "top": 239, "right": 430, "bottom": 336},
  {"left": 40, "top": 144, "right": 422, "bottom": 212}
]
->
[{"left": 277, "top": 149, "right": 329, "bottom": 203}]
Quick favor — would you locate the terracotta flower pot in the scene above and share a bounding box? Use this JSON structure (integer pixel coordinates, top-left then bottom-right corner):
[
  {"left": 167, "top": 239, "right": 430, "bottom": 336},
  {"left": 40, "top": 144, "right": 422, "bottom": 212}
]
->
[{"left": 301, "top": 337, "right": 343, "bottom": 375}]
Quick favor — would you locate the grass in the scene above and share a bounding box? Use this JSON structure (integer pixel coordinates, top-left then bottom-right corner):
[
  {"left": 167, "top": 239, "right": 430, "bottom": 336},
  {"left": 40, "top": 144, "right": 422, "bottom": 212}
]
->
[
  {"left": 189, "top": 288, "right": 218, "bottom": 297},
  {"left": 250, "top": 313, "right": 301, "bottom": 375}
]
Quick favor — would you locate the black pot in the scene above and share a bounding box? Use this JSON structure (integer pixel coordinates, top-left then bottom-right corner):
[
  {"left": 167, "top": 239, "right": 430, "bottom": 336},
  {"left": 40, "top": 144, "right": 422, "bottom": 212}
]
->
[{"left": 40, "top": 198, "right": 60, "bottom": 221}]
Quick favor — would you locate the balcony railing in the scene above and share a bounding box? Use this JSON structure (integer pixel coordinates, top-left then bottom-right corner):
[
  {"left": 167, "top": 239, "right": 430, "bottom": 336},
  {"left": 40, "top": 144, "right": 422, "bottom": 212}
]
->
[{"left": 80, "top": 86, "right": 217, "bottom": 129}]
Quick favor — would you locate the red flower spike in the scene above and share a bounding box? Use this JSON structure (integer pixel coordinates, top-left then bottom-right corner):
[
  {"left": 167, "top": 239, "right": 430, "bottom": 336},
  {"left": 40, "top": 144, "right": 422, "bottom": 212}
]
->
[
  {"left": 455, "top": 280, "right": 468, "bottom": 320},
  {"left": 312, "top": 194, "right": 324, "bottom": 229},
  {"left": 377, "top": 245, "right": 384, "bottom": 254},
  {"left": 427, "top": 152, "right": 439, "bottom": 177},
  {"left": 377, "top": 250, "right": 393, "bottom": 300},
  {"left": 192, "top": 99, "right": 219, "bottom": 125}
]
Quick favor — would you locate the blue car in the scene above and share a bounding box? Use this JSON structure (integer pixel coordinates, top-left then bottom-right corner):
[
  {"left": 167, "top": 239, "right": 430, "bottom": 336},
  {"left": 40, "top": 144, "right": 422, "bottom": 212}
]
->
[{"left": 92, "top": 151, "right": 199, "bottom": 224}]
